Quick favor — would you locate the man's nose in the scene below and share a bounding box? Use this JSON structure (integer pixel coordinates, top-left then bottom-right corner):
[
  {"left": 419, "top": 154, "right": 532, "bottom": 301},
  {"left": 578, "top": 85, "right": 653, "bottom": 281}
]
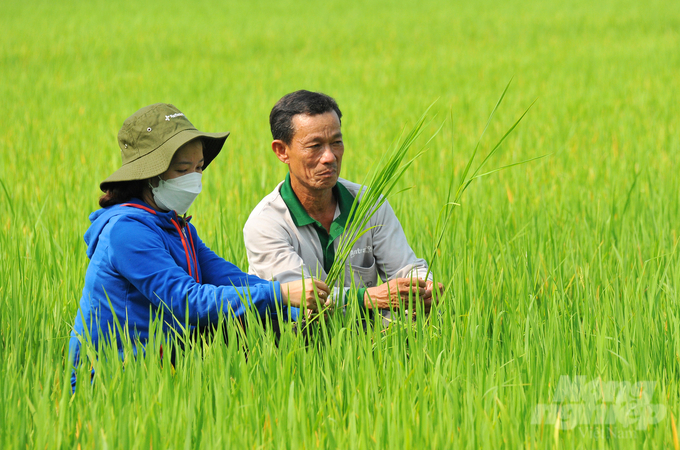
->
[{"left": 320, "top": 145, "right": 336, "bottom": 163}]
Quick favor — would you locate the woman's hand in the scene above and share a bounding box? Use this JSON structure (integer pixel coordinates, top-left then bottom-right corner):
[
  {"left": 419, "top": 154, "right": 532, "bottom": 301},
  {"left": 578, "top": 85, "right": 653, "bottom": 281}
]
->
[{"left": 280, "top": 278, "right": 331, "bottom": 312}]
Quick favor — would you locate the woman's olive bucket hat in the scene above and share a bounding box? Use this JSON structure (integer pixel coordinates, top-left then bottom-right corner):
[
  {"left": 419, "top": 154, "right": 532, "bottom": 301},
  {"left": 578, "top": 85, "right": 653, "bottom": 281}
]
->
[{"left": 100, "top": 103, "right": 230, "bottom": 191}]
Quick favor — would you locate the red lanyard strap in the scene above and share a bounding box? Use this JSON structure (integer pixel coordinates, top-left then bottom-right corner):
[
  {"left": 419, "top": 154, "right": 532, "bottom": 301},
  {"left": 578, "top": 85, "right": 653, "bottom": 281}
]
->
[
  {"left": 186, "top": 227, "right": 200, "bottom": 283},
  {"left": 121, "top": 203, "right": 157, "bottom": 215},
  {"left": 170, "top": 218, "right": 198, "bottom": 282}
]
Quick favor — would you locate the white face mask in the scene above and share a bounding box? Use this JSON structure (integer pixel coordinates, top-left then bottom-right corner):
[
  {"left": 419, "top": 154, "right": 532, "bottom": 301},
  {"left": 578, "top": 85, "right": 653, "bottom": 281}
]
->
[{"left": 151, "top": 172, "right": 202, "bottom": 215}]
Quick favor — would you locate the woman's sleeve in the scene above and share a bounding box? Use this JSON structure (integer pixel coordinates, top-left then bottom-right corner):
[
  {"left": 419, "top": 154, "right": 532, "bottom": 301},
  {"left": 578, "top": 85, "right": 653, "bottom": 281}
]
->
[
  {"left": 190, "top": 225, "right": 273, "bottom": 288},
  {"left": 108, "top": 217, "right": 281, "bottom": 325}
]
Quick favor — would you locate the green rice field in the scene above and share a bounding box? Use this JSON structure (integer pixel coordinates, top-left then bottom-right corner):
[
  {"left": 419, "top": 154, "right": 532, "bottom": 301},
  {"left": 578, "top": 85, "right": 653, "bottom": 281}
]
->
[{"left": 1, "top": 0, "right": 680, "bottom": 447}]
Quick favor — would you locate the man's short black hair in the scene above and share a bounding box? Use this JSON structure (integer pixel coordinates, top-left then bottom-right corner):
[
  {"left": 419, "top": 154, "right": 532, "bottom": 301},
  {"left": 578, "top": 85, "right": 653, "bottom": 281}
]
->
[{"left": 270, "top": 90, "right": 342, "bottom": 144}]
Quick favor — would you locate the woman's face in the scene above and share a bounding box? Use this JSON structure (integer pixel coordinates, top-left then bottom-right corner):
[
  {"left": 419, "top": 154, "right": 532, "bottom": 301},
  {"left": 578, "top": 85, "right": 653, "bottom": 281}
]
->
[{"left": 161, "top": 139, "right": 204, "bottom": 181}]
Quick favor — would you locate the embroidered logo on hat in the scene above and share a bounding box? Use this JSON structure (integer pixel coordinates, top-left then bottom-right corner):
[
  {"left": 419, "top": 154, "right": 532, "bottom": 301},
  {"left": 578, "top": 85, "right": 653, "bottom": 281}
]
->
[{"left": 165, "top": 113, "right": 185, "bottom": 121}]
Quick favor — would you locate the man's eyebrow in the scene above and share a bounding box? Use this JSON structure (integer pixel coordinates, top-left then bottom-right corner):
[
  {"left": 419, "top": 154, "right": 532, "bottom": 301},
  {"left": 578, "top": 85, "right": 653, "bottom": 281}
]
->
[{"left": 303, "top": 132, "right": 343, "bottom": 142}]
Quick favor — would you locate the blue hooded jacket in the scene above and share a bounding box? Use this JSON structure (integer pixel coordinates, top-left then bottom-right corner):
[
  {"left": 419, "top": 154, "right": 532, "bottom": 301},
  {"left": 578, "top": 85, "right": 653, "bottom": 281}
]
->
[{"left": 69, "top": 199, "right": 281, "bottom": 362}]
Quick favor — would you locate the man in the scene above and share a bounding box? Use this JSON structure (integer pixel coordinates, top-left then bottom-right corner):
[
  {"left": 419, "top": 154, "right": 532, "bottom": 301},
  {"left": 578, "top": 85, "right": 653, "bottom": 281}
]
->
[{"left": 243, "top": 90, "right": 442, "bottom": 322}]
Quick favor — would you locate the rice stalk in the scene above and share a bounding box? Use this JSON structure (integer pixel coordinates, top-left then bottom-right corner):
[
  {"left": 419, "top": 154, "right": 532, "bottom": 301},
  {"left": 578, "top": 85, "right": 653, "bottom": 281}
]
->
[
  {"left": 424, "top": 79, "right": 546, "bottom": 280},
  {"left": 324, "top": 103, "right": 439, "bottom": 291}
]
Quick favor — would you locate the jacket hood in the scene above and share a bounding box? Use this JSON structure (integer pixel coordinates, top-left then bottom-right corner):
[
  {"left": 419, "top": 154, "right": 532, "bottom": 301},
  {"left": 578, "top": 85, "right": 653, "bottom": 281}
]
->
[{"left": 84, "top": 199, "right": 190, "bottom": 258}]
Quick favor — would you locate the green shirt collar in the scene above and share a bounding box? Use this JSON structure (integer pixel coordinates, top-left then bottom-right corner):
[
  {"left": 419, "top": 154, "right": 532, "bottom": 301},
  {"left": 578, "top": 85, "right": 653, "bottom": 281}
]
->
[{"left": 280, "top": 173, "right": 354, "bottom": 233}]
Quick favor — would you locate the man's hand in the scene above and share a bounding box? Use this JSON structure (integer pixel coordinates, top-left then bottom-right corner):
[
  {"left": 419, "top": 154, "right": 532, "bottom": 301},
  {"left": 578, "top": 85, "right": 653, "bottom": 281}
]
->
[
  {"left": 425, "top": 280, "right": 445, "bottom": 301},
  {"left": 364, "top": 278, "right": 434, "bottom": 311},
  {"left": 280, "top": 278, "right": 331, "bottom": 312}
]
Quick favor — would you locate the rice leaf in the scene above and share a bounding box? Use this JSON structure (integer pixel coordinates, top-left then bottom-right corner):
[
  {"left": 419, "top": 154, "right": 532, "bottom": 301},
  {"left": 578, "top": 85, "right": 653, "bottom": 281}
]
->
[
  {"left": 425, "top": 81, "right": 541, "bottom": 279},
  {"left": 325, "top": 103, "right": 438, "bottom": 290}
]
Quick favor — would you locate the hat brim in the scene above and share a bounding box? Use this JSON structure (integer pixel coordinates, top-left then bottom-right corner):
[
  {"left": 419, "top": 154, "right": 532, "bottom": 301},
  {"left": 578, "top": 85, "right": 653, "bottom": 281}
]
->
[{"left": 100, "top": 129, "right": 229, "bottom": 192}]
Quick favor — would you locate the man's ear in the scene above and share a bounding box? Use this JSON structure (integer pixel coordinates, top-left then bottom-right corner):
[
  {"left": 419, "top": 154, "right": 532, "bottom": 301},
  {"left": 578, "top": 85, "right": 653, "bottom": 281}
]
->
[{"left": 272, "top": 140, "right": 290, "bottom": 164}]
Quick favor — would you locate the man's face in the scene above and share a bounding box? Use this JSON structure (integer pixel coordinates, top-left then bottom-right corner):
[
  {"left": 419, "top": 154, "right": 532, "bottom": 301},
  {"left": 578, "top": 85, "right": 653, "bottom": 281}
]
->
[{"left": 274, "top": 111, "right": 344, "bottom": 195}]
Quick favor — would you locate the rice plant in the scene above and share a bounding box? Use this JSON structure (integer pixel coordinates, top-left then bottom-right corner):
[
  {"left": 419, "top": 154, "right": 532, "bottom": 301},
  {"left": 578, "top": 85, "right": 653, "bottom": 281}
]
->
[
  {"left": 424, "top": 79, "right": 546, "bottom": 281},
  {"left": 324, "top": 104, "right": 437, "bottom": 291}
]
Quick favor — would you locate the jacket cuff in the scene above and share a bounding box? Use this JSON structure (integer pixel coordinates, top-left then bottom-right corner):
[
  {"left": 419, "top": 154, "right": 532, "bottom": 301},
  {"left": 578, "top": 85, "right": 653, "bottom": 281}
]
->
[{"left": 357, "top": 288, "right": 368, "bottom": 312}]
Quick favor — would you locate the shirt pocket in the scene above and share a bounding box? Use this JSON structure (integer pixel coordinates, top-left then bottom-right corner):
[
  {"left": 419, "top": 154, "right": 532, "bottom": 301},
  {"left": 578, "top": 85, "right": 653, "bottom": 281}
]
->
[{"left": 345, "top": 257, "right": 379, "bottom": 288}]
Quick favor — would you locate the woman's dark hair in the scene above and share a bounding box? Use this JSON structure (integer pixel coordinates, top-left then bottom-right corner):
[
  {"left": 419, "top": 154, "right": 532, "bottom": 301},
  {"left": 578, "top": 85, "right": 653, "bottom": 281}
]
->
[
  {"left": 99, "top": 179, "right": 148, "bottom": 208},
  {"left": 269, "top": 90, "right": 342, "bottom": 144}
]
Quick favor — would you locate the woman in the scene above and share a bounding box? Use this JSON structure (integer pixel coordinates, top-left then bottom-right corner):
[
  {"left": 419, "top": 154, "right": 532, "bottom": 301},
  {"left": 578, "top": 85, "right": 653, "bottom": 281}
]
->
[{"left": 69, "top": 103, "right": 330, "bottom": 389}]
